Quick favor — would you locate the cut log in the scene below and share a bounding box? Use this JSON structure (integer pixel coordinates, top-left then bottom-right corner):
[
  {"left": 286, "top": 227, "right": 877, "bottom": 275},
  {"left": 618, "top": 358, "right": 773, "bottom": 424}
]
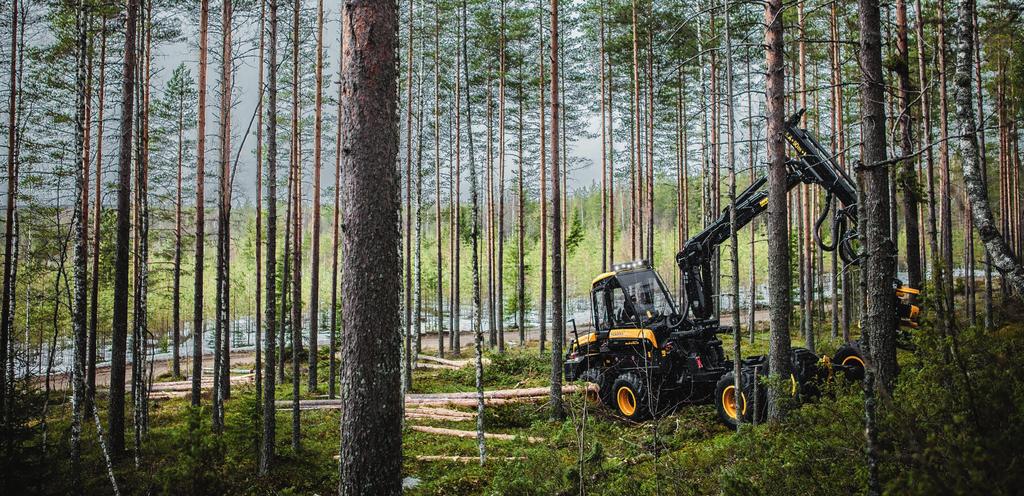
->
[
  {"left": 408, "top": 425, "right": 546, "bottom": 443},
  {"left": 413, "top": 455, "right": 525, "bottom": 462},
  {"left": 415, "top": 362, "right": 459, "bottom": 371},
  {"left": 406, "top": 406, "right": 476, "bottom": 417}
]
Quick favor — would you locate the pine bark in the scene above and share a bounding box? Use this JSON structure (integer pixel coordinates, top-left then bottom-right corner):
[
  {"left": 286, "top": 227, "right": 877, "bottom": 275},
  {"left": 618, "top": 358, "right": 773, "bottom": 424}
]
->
[
  {"left": 109, "top": 0, "right": 139, "bottom": 455},
  {"left": 259, "top": 0, "right": 279, "bottom": 471},
  {"left": 337, "top": 0, "right": 402, "bottom": 489},
  {"left": 764, "top": 0, "right": 791, "bottom": 423},
  {"left": 191, "top": 0, "right": 209, "bottom": 408},
  {"left": 290, "top": 0, "right": 302, "bottom": 451},
  {"left": 537, "top": 0, "right": 547, "bottom": 353},
  {"left": 549, "top": 0, "right": 564, "bottom": 421},
  {"left": 309, "top": 0, "right": 325, "bottom": 393}
]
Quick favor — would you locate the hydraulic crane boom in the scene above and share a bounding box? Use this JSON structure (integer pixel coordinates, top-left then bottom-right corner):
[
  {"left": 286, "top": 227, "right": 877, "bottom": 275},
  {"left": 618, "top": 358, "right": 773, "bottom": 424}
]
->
[{"left": 677, "top": 109, "right": 861, "bottom": 321}]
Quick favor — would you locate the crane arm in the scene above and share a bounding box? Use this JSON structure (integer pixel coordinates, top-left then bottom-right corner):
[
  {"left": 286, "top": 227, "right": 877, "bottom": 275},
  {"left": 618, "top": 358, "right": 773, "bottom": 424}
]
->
[{"left": 676, "top": 109, "right": 861, "bottom": 321}]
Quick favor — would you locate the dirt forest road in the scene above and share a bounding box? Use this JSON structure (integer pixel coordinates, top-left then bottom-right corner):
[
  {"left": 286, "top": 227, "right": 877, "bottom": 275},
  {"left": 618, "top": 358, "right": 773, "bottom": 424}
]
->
[{"left": 45, "top": 309, "right": 770, "bottom": 391}]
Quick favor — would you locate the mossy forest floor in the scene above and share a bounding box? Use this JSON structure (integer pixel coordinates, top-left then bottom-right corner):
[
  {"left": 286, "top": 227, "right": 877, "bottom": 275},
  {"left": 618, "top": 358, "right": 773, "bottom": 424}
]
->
[{"left": 7, "top": 309, "right": 1024, "bottom": 495}]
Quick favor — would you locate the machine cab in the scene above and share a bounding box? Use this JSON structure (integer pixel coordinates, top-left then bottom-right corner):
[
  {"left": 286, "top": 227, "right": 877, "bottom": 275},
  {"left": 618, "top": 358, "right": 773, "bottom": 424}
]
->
[{"left": 590, "top": 261, "right": 677, "bottom": 342}]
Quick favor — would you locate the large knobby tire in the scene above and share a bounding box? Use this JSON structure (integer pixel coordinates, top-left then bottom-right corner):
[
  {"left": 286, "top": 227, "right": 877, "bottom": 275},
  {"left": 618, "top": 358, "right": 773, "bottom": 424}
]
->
[
  {"left": 832, "top": 343, "right": 865, "bottom": 381},
  {"left": 611, "top": 372, "right": 653, "bottom": 421},
  {"left": 579, "top": 368, "right": 615, "bottom": 408},
  {"left": 715, "top": 371, "right": 765, "bottom": 429}
]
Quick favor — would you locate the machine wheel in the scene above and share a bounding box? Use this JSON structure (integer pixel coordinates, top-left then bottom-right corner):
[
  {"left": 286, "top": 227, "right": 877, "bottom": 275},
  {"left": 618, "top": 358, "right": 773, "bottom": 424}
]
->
[
  {"left": 715, "top": 371, "right": 765, "bottom": 429},
  {"left": 832, "top": 343, "right": 865, "bottom": 381},
  {"left": 579, "top": 368, "right": 615, "bottom": 408},
  {"left": 611, "top": 372, "right": 652, "bottom": 421}
]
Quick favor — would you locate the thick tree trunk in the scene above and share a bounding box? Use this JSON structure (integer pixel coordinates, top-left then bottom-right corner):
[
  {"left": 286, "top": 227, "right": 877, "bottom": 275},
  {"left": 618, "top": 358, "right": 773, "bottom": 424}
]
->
[
  {"left": 955, "top": 0, "right": 1024, "bottom": 295},
  {"left": 764, "top": 0, "right": 790, "bottom": 423},
  {"left": 858, "top": 0, "right": 897, "bottom": 491},
  {"left": 109, "top": 0, "right": 139, "bottom": 456},
  {"left": 259, "top": 0, "right": 279, "bottom": 473},
  {"left": 337, "top": 0, "right": 402, "bottom": 489}
]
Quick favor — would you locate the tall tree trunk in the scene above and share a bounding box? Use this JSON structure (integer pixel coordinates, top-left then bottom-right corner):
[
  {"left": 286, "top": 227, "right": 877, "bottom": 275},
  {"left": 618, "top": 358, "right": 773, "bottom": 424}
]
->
[
  {"left": 858, "top": 0, "right": 897, "bottom": 490},
  {"left": 254, "top": 0, "right": 265, "bottom": 418},
  {"left": 972, "top": 5, "right": 993, "bottom": 330},
  {"left": 460, "top": 0, "right": 487, "bottom": 464},
  {"left": 71, "top": 0, "right": 89, "bottom": 482},
  {"left": 937, "top": 0, "right": 955, "bottom": 317},
  {"left": 600, "top": 0, "right": 607, "bottom": 271},
  {"left": 309, "top": 0, "right": 325, "bottom": 393},
  {"left": 404, "top": 0, "right": 415, "bottom": 390},
  {"left": 330, "top": 4, "right": 343, "bottom": 397},
  {"left": 213, "top": 0, "right": 233, "bottom": 432},
  {"left": 88, "top": 25, "right": 107, "bottom": 403},
  {"left": 434, "top": 2, "right": 444, "bottom": 358},
  {"left": 896, "top": 0, "right": 922, "bottom": 290},
  {"left": 337, "top": 0, "right": 402, "bottom": 489},
  {"left": 452, "top": 28, "right": 461, "bottom": 357},
  {"left": 764, "top": 0, "right": 790, "bottom": 423},
  {"left": 549, "top": 0, "right": 564, "bottom": 422},
  {"left": 517, "top": 77, "right": 525, "bottom": 347},
  {"left": 538, "top": 0, "right": 547, "bottom": 354},
  {"left": 173, "top": 48, "right": 184, "bottom": 382},
  {"left": 722, "top": 0, "right": 743, "bottom": 429},
  {"left": 259, "top": 0, "right": 279, "bottom": 472},
  {"left": 0, "top": 0, "right": 19, "bottom": 423},
  {"left": 290, "top": 0, "right": 302, "bottom": 451},
  {"left": 109, "top": 0, "right": 139, "bottom": 456},
  {"left": 497, "top": 3, "right": 506, "bottom": 353},
  {"left": 956, "top": 0, "right": 1024, "bottom": 296},
  {"left": 192, "top": 0, "right": 209, "bottom": 409},
  {"left": 916, "top": 0, "right": 947, "bottom": 337}
]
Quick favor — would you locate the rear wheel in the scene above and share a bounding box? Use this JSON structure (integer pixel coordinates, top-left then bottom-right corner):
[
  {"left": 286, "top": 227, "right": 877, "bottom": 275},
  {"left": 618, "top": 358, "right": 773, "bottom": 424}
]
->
[
  {"left": 832, "top": 343, "right": 865, "bottom": 381},
  {"left": 715, "top": 371, "right": 765, "bottom": 429},
  {"left": 611, "top": 372, "right": 652, "bottom": 421},
  {"left": 579, "top": 368, "right": 614, "bottom": 408}
]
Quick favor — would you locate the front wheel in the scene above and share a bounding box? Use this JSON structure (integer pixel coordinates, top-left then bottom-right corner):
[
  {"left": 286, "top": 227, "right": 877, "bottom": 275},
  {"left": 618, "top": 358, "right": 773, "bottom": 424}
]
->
[
  {"left": 715, "top": 371, "right": 765, "bottom": 429},
  {"left": 612, "top": 372, "right": 653, "bottom": 421}
]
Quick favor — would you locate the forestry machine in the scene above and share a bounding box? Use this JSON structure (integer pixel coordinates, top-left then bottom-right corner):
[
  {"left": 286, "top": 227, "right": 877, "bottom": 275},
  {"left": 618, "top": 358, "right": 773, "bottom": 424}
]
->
[{"left": 564, "top": 109, "right": 921, "bottom": 427}]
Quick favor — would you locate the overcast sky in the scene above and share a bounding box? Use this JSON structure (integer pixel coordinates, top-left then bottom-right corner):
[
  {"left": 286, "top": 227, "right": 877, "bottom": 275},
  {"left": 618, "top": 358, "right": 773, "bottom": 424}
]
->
[{"left": 152, "top": 7, "right": 605, "bottom": 208}]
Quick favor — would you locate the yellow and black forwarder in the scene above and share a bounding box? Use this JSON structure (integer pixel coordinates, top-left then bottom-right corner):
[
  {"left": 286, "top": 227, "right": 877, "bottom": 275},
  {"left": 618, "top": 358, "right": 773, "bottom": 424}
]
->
[{"left": 564, "top": 110, "right": 921, "bottom": 427}]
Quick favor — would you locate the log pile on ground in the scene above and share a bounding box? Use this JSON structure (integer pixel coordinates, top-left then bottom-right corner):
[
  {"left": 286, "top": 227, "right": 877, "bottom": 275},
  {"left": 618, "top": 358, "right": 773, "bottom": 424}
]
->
[{"left": 278, "top": 384, "right": 597, "bottom": 410}]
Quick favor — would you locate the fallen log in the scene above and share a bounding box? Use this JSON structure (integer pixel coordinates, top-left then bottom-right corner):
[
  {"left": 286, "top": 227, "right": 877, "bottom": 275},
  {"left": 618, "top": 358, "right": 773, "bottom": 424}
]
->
[
  {"left": 405, "top": 413, "right": 475, "bottom": 422},
  {"left": 405, "top": 406, "right": 476, "bottom": 418},
  {"left": 413, "top": 455, "right": 525, "bottom": 463},
  {"left": 408, "top": 425, "right": 546, "bottom": 443},
  {"left": 414, "top": 362, "right": 459, "bottom": 371}
]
